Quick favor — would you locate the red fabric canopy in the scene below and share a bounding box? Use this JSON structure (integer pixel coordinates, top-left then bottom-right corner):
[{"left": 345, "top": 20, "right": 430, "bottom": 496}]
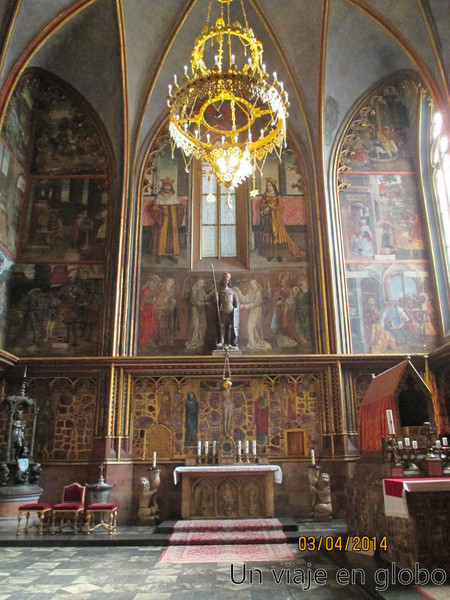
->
[{"left": 358, "top": 361, "right": 408, "bottom": 451}]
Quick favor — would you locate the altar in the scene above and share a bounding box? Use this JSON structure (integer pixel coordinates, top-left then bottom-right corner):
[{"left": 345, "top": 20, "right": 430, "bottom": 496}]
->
[{"left": 173, "top": 465, "right": 283, "bottom": 519}]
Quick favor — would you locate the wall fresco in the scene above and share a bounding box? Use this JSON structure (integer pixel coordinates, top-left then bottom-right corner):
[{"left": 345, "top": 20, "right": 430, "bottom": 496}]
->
[
  {"left": 0, "top": 143, "right": 25, "bottom": 258},
  {"left": 1, "top": 78, "right": 36, "bottom": 170},
  {"left": 139, "top": 127, "right": 312, "bottom": 355},
  {"left": 20, "top": 177, "right": 108, "bottom": 262},
  {"left": 5, "top": 264, "right": 103, "bottom": 357},
  {"left": 0, "top": 249, "right": 13, "bottom": 348},
  {"left": 137, "top": 270, "right": 312, "bottom": 355},
  {"left": 132, "top": 375, "right": 321, "bottom": 460},
  {"left": 338, "top": 78, "right": 439, "bottom": 353}
]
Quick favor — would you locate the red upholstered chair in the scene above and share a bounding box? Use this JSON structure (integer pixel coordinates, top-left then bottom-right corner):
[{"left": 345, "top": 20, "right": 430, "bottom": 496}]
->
[
  {"left": 16, "top": 503, "right": 52, "bottom": 536},
  {"left": 85, "top": 502, "right": 118, "bottom": 535},
  {"left": 51, "top": 482, "right": 86, "bottom": 534}
]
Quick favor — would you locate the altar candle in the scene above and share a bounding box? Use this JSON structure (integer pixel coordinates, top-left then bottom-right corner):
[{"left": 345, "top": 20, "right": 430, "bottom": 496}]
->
[
  {"left": 24, "top": 366, "right": 27, "bottom": 379},
  {"left": 245, "top": 440, "right": 249, "bottom": 454},
  {"left": 153, "top": 452, "right": 156, "bottom": 468},
  {"left": 404, "top": 437, "right": 410, "bottom": 447},
  {"left": 412, "top": 440, "right": 418, "bottom": 450},
  {"left": 213, "top": 440, "right": 217, "bottom": 456},
  {"left": 436, "top": 440, "right": 442, "bottom": 450},
  {"left": 311, "top": 449, "right": 315, "bottom": 466},
  {"left": 397, "top": 441, "right": 403, "bottom": 450},
  {"left": 443, "top": 437, "right": 448, "bottom": 447},
  {"left": 253, "top": 440, "right": 257, "bottom": 455},
  {"left": 205, "top": 440, "right": 209, "bottom": 455},
  {"left": 386, "top": 409, "right": 395, "bottom": 435},
  {"left": 238, "top": 440, "right": 242, "bottom": 455},
  {"left": 197, "top": 440, "right": 202, "bottom": 456}
]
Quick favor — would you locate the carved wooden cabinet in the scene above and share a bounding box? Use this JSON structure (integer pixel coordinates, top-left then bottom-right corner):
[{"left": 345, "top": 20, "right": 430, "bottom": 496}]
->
[{"left": 173, "top": 465, "right": 282, "bottom": 519}]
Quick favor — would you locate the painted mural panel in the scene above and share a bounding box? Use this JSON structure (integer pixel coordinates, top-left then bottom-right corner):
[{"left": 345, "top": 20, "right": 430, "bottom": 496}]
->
[
  {"left": 249, "top": 147, "right": 308, "bottom": 269},
  {"left": 0, "top": 143, "right": 25, "bottom": 258},
  {"left": 20, "top": 177, "right": 108, "bottom": 262},
  {"left": 0, "top": 248, "right": 13, "bottom": 347},
  {"left": 137, "top": 270, "right": 312, "bottom": 355},
  {"left": 339, "top": 78, "right": 439, "bottom": 353},
  {"left": 5, "top": 263, "right": 103, "bottom": 356},
  {"left": 139, "top": 127, "right": 313, "bottom": 355},
  {"left": 1, "top": 78, "right": 36, "bottom": 170},
  {"left": 131, "top": 375, "right": 321, "bottom": 460},
  {"left": 250, "top": 174, "right": 308, "bottom": 269}
]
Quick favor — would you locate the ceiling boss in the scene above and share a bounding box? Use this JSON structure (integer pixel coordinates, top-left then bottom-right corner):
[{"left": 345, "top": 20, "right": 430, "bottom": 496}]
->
[{"left": 167, "top": 0, "right": 289, "bottom": 200}]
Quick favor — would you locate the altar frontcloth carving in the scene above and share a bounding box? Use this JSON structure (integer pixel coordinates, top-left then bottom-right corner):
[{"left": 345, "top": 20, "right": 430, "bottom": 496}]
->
[{"left": 174, "top": 465, "right": 282, "bottom": 519}]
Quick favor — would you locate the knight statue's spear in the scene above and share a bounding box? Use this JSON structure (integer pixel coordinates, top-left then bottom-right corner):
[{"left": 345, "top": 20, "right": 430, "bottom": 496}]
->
[{"left": 211, "top": 264, "right": 224, "bottom": 348}]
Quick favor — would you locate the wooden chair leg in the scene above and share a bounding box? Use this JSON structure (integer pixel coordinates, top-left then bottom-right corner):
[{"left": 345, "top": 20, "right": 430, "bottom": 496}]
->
[
  {"left": 24, "top": 511, "right": 31, "bottom": 534},
  {"left": 108, "top": 511, "right": 114, "bottom": 535},
  {"left": 85, "top": 512, "right": 91, "bottom": 535},
  {"left": 16, "top": 512, "right": 22, "bottom": 536},
  {"left": 38, "top": 511, "right": 45, "bottom": 535}
]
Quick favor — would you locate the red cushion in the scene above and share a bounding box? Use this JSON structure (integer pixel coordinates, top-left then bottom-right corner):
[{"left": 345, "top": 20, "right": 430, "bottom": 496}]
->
[
  {"left": 63, "top": 484, "right": 85, "bottom": 502},
  {"left": 18, "top": 503, "right": 52, "bottom": 511},
  {"left": 53, "top": 502, "right": 84, "bottom": 511},
  {"left": 87, "top": 503, "right": 118, "bottom": 510}
]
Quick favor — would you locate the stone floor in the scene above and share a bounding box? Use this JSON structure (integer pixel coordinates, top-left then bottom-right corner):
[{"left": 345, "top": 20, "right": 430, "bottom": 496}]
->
[{"left": 0, "top": 518, "right": 447, "bottom": 599}]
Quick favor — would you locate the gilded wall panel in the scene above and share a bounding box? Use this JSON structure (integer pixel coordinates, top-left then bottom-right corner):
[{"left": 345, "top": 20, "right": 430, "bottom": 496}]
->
[
  {"left": 131, "top": 375, "right": 323, "bottom": 460},
  {"left": 27, "top": 377, "right": 97, "bottom": 461}
]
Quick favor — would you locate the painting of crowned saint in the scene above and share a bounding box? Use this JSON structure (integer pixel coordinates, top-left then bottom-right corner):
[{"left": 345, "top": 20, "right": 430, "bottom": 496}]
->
[
  {"left": 251, "top": 178, "right": 308, "bottom": 268},
  {"left": 142, "top": 177, "right": 188, "bottom": 269}
]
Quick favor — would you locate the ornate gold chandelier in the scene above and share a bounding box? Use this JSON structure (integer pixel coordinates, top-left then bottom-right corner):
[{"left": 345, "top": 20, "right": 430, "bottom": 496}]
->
[{"left": 168, "top": 0, "right": 289, "bottom": 195}]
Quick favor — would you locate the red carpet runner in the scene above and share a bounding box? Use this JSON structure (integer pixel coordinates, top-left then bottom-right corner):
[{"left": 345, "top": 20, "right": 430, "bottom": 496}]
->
[{"left": 160, "top": 518, "right": 295, "bottom": 564}]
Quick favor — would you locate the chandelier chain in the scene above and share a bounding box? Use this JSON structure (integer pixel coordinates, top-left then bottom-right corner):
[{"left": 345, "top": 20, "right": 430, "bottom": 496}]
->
[
  {"left": 206, "top": 0, "right": 213, "bottom": 28},
  {"left": 240, "top": 0, "right": 249, "bottom": 30}
]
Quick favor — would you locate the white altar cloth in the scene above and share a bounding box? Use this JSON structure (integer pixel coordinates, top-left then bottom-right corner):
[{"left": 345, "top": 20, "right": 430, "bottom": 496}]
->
[{"left": 173, "top": 464, "right": 283, "bottom": 485}]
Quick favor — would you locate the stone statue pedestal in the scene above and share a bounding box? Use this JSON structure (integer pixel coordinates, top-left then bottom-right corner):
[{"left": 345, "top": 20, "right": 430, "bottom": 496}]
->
[{"left": 212, "top": 347, "right": 242, "bottom": 357}]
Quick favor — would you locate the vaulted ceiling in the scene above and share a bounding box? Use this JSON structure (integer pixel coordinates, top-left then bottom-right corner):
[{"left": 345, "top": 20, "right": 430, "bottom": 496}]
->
[{"left": 0, "top": 0, "right": 448, "bottom": 192}]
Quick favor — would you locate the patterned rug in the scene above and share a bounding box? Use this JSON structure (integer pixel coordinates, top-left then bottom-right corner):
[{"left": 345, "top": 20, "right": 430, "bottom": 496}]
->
[
  {"left": 172, "top": 519, "right": 283, "bottom": 532},
  {"left": 159, "top": 543, "right": 296, "bottom": 564},
  {"left": 170, "top": 529, "right": 286, "bottom": 545}
]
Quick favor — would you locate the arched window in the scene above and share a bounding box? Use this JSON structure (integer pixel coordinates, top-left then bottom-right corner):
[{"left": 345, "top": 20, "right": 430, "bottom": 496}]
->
[
  {"left": 430, "top": 111, "right": 450, "bottom": 271},
  {"left": 200, "top": 163, "right": 237, "bottom": 259}
]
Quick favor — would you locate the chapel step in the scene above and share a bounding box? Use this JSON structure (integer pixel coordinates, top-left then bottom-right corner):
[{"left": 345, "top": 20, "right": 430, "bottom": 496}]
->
[
  {"left": 169, "top": 528, "right": 287, "bottom": 545},
  {"left": 156, "top": 517, "right": 298, "bottom": 535},
  {"left": 172, "top": 518, "right": 284, "bottom": 532}
]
